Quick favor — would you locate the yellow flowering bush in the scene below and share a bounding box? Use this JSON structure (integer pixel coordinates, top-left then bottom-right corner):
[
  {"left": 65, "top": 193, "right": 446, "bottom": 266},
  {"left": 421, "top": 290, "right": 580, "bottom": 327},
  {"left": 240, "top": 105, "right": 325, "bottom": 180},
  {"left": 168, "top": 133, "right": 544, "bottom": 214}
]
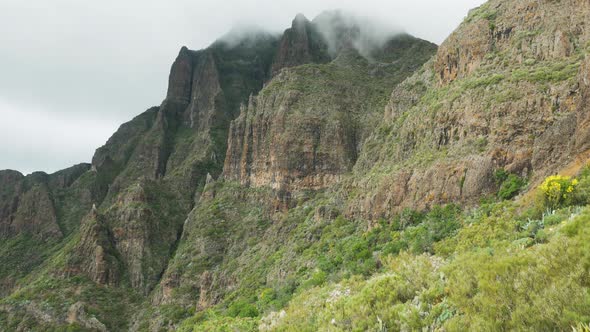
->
[{"left": 539, "top": 175, "right": 579, "bottom": 209}]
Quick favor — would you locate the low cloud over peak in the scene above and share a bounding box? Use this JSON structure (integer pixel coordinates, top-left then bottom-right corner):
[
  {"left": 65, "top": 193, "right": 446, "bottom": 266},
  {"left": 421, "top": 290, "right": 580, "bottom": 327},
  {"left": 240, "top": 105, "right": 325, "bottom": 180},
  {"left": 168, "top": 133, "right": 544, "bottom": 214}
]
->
[{"left": 312, "top": 9, "right": 404, "bottom": 58}]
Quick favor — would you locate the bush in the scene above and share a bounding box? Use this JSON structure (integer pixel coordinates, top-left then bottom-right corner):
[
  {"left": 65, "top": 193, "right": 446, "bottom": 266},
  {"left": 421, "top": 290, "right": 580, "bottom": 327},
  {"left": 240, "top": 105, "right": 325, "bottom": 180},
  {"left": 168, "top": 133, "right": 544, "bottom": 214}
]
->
[
  {"left": 539, "top": 175, "right": 579, "bottom": 209},
  {"left": 301, "top": 270, "right": 327, "bottom": 289},
  {"left": 227, "top": 299, "right": 259, "bottom": 318},
  {"left": 399, "top": 205, "right": 462, "bottom": 254},
  {"left": 494, "top": 169, "right": 526, "bottom": 200},
  {"left": 498, "top": 174, "right": 526, "bottom": 200},
  {"left": 444, "top": 209, "right": 590, "bottom": 330}
]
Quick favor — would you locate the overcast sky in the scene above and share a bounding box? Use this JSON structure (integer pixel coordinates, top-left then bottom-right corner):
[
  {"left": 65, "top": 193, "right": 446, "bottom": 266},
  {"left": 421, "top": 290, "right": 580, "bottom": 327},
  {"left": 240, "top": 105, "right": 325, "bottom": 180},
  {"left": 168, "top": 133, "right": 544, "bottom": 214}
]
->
[{"left": 0, "top": 0, "right": 485, "bottom": 175}]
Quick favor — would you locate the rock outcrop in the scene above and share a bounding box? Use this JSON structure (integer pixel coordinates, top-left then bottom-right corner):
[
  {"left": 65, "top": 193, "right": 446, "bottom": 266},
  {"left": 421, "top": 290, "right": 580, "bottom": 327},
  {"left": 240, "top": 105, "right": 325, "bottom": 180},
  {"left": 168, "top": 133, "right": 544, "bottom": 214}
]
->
[
  {"left": 271, "top": 14, "right": 330, "bottom": 76},
  {"left": 0, "top": 172, "right": 60, "bottom": 239},
  {"left": 66, "top": 302, "right": 108, "bottom": 332},
  {"left": 0, "top": 164, "right": 92, "bottom": 240},
  {"left": 37, "top": 30, "right": 282, "bottom": 300},
  {"left": 66, "top": 206, "right": 121, "bottom": 286}
]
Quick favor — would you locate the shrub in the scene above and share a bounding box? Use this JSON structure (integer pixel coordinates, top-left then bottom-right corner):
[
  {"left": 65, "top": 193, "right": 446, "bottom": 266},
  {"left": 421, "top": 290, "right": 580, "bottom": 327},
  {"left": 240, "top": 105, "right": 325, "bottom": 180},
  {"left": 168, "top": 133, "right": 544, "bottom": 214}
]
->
[
  {"left": 178, "top": 312, "right": 258, "bottom": 332},
  {"left": 539, "top": 175, "right": 579, "bottom": 209},
  {"left": 400, "top": 205, "right": 462, "bottom": 254},
  {"left": 301, "top": 270, "right": 327, "bottom": 289},
  {"left": 494, "top": 169, "right": 526, "bottom": 200},
  {"left": 498, "top": 174, "right": 526, "bottom": 200},
  {"left": 444, "top": 208, "right": 590, "bottom": 330},
  {"left": 227, "top": 299, "right": 259, "bottom": 318}
]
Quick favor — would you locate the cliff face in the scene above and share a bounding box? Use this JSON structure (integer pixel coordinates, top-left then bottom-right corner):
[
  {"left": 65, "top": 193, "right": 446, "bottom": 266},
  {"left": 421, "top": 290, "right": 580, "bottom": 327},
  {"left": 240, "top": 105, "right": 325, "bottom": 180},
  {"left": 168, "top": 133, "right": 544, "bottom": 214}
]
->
[
  {"left": 0, "top": 164, "right": 94, "bottom": 298},
  {"left": 224, "top": 32, "right": 436, "bottom": 208},
  {"left": 148, "top": 22, "right": 435, "bottom": 328},
  {"left": 0, "top": 164, "right": 92, "bottom": 240},
  {"left": 435, "top": 0, "right": 589, "bottom": 84},
  {"left": 0, "top": 172, "right": 60, "bottom": 239},
  {"left": 65, "top": 206, "right": 121, "bottom": 286},
  {"left": 64, "top": 35, "right": 280, "bottom": 295},
  {"left": 0, "top": 31, "right": 282, "bottom": 329},
  {"left": 346, "top": 0, "right": 590, "bottom": 219}
]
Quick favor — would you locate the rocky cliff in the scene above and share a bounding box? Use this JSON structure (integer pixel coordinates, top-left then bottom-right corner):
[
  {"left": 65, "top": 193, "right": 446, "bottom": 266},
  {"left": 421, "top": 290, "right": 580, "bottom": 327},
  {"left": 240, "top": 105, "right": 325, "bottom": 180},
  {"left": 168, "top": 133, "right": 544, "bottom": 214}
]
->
[
  {"left": 0, "top": 164, "right": 91, "bottom": 240},
  {"left": 346, "top": 0, "right": 590, "bottom": 219},
  {"left": 224, "top": 13, "right": 436, "bottom": 208},
  {"left": 0, "top": 29, "right": 281, "bottom": 330}
]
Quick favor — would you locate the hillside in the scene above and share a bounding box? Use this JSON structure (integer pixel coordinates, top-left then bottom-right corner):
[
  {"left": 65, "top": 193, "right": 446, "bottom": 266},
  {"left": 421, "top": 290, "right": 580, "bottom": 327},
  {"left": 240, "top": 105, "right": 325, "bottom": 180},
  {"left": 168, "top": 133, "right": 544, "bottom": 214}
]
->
[{"left": 2, "top": 1, "right": 590, "bottom": 331}]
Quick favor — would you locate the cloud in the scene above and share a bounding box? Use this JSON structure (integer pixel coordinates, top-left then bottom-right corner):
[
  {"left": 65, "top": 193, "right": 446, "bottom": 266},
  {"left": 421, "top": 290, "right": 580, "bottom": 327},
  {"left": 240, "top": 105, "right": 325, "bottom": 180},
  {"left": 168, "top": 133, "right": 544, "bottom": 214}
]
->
[
  {"left": 215, "top": 24, "right": 281, "bottom": 49},
  {"left": 311, "top": 10, "right": 403, "bottom": 58}
]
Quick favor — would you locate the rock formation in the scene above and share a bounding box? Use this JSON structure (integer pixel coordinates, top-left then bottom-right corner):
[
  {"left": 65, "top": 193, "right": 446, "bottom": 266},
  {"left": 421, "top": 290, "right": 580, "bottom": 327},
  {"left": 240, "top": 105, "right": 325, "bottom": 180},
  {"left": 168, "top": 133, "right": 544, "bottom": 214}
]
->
[{"left": 224, "top": 31, "right": 436, "bottom": 208}]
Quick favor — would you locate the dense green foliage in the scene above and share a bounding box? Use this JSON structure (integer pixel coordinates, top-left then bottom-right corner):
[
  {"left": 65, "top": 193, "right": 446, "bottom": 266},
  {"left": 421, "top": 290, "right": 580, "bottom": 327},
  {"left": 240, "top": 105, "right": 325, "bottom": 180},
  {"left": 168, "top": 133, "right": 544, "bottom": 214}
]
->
[{"left": 495, "top": 168, "right": 527, "bottom": 200}]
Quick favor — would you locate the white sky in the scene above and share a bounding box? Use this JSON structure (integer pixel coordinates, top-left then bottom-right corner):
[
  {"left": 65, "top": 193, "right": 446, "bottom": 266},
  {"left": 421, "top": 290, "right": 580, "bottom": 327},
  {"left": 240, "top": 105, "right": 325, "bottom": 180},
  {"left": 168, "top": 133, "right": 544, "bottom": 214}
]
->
[{"left": 0, "top": 0, "right": 485, "bottom": 174}]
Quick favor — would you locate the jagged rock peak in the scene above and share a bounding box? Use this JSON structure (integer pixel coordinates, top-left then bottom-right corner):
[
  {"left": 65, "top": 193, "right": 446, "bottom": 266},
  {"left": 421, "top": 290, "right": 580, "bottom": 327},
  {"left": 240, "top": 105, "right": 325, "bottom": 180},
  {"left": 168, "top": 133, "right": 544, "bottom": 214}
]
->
[
  {"left": 270, "top": 9, "right": 409, "bottom": 76},
  {"left": 67, "top": 208, "right": 120, "bottom": 286},
  {"left": 271, "top": 12, "right": 326, "bottom": 76},
  {"left": 166, "top": 46, "right": 198, "bottom": 103}
]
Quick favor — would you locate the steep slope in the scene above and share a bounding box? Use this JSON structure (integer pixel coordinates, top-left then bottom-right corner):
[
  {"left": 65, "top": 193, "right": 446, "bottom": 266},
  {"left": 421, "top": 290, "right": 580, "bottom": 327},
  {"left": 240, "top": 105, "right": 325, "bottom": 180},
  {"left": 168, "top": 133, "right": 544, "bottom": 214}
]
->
[
  {"left": 139, "top": 14, "right": 436, "bottom": 330},
  {"left": 223, "top": 43, "right": 434, "bottom": 203},
  {"left": 346, "top": 0, "right": 590, "bottom": 219},
  {"left": 0, "top": 164, "right": 92, "bottom": 297},
  {"left": 224, "top": 13, "right": 436, "bottom": 208}
]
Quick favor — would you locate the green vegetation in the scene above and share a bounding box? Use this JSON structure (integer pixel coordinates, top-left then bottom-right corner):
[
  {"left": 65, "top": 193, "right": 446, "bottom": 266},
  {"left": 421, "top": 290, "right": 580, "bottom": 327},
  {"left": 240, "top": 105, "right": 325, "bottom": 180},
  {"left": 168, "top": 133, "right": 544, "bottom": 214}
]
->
[
  {"left": 512, "top": 59, "right": 581, "bottom": 83},
  {"left": 260, "top": 170, "right": 590, "bottom": 331},
  {"left": 170, "top": 167, "right": 590, "bottom": 331},
  {"left": 539, "top": 175, "right": 580, "bottom": 209},
  {"left": 495, "top": 169, "right": 527, "bottom": 200},
  {"left": 465, "top": 3, "right": 497, "bottom": 24},
  {"left": 1, "top": 274, "right": 142, "bottom": 331},
  {"left": 0, "top": 235, "right": 60, "bottom": 290},
  {"left": 178, "top": 310, "right": 258, "bottom": 332}
]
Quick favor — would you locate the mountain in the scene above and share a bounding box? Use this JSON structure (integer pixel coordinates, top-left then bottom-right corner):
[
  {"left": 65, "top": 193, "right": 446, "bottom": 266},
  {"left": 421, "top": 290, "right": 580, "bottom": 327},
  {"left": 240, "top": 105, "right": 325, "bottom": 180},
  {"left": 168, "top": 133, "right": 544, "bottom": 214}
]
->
[{"left": 1, "top": 1, "right": 590, "bottom": 331}]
